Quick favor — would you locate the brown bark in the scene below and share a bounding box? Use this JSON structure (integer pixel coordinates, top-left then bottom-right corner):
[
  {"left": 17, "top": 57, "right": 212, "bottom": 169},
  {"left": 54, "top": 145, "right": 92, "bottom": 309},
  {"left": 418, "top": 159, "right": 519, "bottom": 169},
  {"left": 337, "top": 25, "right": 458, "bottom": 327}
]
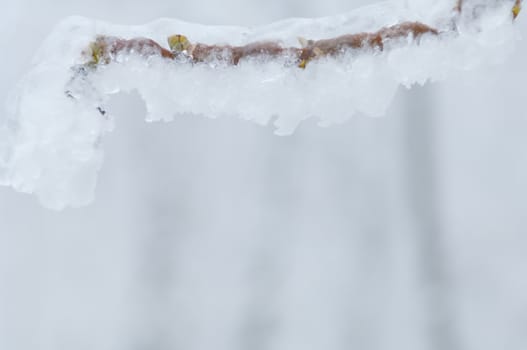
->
[
  {"left": 87, "top": 21, "right": 438, "bottom": 68},
  {"left": 87, "top": 35, "right": 174, "bottom": 65},
  {"left": 298, "top": 22, "right": 439, "bottom": 66},
  {"left": 190, "top": 41, "right": 301, "bottom": 64}
]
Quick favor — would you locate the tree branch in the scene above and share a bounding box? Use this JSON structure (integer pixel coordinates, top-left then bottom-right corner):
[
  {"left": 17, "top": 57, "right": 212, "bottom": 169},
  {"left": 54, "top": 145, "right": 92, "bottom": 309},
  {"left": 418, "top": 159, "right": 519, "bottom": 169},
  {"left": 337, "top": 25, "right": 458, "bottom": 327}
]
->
[
  {"left": 85, "top": 22, "right": 439, "bottom": 69},
  {"left": 82, "top": 0, "right": 521, "bottom": 70}
]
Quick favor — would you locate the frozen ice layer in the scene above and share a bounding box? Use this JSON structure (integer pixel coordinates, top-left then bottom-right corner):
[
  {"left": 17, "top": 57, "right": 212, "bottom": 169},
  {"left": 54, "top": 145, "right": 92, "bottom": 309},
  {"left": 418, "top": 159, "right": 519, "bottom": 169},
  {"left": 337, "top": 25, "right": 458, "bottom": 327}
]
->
[
  {"left": 1, "top": 65, "right": 110, "bottom": 209},
  {"left": 0, "top": 1, "right": 520, "bottom": 209}
]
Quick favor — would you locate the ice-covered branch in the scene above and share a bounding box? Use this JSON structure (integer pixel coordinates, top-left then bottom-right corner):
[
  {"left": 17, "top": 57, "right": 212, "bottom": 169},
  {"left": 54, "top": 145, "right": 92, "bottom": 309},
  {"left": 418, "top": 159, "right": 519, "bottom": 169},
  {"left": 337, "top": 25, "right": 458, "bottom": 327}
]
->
[
  {"left": 0, "top": 0, "right": 522, "bottom": 209},
  {"left": 84, "top": 21, "right": 439, "bottom": 69},
  {"left": 455, "top": 0, "right": 522, "bottom": 19}
]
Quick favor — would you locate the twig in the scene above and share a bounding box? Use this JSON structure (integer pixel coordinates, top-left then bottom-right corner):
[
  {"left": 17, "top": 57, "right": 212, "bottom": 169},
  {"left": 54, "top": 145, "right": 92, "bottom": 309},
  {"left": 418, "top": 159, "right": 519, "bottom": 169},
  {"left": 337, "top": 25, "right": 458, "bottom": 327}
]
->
[
  {"left": 81, "top": 0, "right": 522, "bottom": 70},
  {"left": 455, "top": 0, "right": 522, "bottom": 18},
  {"left": 297, "top": 22, "right": 438, "bottom": 67},
  {"left": 85, "top": 21, "right": 439, "bottom": 70}
]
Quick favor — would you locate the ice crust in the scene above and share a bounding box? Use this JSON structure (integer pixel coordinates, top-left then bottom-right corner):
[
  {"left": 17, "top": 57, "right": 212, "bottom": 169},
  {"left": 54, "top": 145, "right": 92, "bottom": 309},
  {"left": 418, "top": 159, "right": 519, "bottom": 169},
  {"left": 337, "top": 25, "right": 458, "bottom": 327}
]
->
[{"left": 0, "top": 1, "right": 519, "bottom": 209}]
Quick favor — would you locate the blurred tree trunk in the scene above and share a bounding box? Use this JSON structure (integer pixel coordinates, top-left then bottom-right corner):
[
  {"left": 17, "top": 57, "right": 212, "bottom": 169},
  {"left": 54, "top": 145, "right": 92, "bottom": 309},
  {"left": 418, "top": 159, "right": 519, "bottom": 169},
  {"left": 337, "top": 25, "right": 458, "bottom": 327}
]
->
[{"left": 402, "top": 85, "right": 459, "bottom": 350}]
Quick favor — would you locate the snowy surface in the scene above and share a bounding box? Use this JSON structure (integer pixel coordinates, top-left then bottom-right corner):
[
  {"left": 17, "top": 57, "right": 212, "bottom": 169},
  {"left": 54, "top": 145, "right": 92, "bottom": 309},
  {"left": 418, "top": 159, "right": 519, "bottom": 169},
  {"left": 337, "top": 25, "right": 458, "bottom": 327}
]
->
[{"left": 0, "top": 1, "right": 520, "bottom": 209}]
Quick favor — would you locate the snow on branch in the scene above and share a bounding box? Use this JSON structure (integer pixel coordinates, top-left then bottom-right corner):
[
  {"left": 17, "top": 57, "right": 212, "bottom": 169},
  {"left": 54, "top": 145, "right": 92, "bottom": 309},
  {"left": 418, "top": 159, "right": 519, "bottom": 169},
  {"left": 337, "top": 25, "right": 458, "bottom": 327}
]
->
[
  {"left": 0, "top": 0, "right": 522, "bottom": 209},
  {"left": 84, "top": 21, "right": 439, "bottom": 69}
]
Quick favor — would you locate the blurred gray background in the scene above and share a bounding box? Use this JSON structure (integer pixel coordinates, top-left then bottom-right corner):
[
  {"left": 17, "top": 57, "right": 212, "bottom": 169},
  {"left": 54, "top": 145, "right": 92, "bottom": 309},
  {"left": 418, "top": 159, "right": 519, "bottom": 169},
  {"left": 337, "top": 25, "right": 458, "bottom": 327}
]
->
[{"left": 1, "top": 0, "right": 527, "bottom": 349}]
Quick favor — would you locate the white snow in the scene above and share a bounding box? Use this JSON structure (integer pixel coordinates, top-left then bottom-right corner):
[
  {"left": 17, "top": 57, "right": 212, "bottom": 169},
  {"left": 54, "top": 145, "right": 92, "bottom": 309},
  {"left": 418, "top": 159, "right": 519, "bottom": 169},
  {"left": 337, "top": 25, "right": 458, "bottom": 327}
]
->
[{"left": 0, "top": 1, "right": 520, "bottom": 209}]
